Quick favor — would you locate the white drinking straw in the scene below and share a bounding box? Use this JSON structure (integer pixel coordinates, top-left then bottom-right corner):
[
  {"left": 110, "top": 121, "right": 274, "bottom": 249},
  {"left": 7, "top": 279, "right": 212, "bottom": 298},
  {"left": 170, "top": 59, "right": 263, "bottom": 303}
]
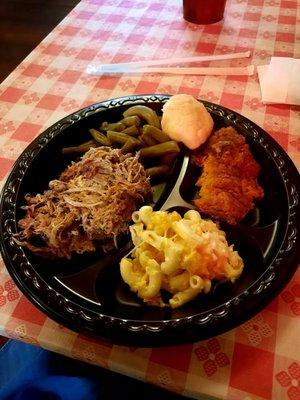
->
[{"left": 86, "top": 51, "right": 251, "bottom": 75}]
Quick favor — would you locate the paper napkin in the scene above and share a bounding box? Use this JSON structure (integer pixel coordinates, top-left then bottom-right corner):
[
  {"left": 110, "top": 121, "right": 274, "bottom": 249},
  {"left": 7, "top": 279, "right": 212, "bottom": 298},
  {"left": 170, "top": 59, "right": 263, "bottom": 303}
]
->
[{"left": 257, "top": 57, "right": 300, "bottom": 105}]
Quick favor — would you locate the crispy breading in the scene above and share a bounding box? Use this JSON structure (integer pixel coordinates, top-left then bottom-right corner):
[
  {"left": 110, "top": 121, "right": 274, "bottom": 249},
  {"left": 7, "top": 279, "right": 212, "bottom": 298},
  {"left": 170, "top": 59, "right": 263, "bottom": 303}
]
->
[{"left": 193, "top": 127, "right": 264, "bottom": 224}]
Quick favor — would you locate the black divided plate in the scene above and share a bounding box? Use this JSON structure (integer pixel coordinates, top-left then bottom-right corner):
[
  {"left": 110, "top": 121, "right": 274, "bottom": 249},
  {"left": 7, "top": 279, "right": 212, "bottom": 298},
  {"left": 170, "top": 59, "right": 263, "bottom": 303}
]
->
[{"left": 1, "top": 94, "right": 299, "bottom": 347}]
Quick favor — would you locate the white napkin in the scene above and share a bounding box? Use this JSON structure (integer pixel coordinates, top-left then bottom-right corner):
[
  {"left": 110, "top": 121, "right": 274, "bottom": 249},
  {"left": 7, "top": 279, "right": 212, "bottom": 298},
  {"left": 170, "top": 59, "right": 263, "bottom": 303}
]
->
[{"left": 257, "top": 57, "right": 300, "bottom": 105}]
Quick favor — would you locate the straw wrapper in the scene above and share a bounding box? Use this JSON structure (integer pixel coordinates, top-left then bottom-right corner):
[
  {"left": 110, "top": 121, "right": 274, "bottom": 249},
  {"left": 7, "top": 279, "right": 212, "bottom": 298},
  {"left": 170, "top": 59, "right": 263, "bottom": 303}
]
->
[
  {"left": 91, "top": 66, "right": 255, "bottom": 76},
  {"left": 86, "top": 51, "right": 253, "bottom": 76}
]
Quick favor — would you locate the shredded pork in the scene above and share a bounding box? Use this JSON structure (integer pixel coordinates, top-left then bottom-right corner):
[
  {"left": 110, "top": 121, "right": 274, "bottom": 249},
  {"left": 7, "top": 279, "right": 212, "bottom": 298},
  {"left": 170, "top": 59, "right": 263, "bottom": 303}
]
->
[{"left": 16, "top": 147, "right": 152, "bottom": 258}]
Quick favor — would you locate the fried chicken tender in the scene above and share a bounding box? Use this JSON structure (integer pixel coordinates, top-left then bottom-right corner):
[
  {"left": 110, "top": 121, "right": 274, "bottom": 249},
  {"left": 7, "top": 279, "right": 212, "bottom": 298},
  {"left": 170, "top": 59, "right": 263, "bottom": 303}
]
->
[{"left": 193, "top": 127, "right": 264, "bottom": 225}]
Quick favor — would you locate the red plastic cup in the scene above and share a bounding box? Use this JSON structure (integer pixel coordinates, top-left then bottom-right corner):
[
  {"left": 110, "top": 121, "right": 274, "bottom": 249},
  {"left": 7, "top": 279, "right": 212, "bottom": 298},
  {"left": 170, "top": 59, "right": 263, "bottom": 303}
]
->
[{"left": 183, "top": 0, "right": 227, "bottom": 24}]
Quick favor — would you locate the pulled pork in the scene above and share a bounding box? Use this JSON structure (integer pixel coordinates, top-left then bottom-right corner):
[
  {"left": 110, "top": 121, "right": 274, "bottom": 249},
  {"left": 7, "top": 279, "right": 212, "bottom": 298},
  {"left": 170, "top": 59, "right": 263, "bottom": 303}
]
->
[{"left": 16, "top": 147, "right": 152, "bottom": 258}]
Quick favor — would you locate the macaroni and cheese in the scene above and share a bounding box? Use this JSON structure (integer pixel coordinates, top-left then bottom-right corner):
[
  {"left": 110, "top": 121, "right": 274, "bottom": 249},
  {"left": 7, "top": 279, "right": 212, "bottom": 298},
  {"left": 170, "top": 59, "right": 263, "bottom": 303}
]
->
[{"left": 120, "top": 206, "right": 244, "bottom": 308}]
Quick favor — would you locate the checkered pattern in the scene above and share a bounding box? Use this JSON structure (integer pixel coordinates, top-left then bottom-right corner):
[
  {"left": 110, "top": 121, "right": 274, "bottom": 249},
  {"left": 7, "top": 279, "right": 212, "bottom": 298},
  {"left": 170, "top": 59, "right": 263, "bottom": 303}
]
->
[{"left": 0, "top": 0, "right": 299, "bottom": 399}]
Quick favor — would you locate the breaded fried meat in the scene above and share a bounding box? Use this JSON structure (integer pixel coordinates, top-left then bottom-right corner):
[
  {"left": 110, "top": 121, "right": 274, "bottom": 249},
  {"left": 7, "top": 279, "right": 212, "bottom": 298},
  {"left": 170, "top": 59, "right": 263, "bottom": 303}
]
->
[{"left": 193, "top": 127, "right": 264, "bottom": 224}]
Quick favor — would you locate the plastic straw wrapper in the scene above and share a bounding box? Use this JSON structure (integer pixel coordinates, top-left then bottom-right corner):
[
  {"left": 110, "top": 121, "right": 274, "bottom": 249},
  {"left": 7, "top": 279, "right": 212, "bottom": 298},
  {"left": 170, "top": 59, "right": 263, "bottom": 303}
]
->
[
  {"left": 87, "top": 65, "right": 255, "bottom": 76},
  {"left": 86, "top": 51, "right": 251, "bottom": 75},
  {"left": 118, "top": 65, "right": 255, "bottom": 76}
]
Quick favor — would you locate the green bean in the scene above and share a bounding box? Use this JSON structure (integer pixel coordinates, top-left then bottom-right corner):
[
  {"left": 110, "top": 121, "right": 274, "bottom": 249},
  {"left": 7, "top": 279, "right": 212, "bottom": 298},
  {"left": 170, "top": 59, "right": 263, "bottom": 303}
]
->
[
  {"left": 139, "top": 141, "right": 180, "bottom": 159},
  {"left": 107, "top": 131, "right": 133, "bottom": 145},
  {"left": 160, "top": 153, "right": 177, "bottom": 165},
  {"left": 121, "top": 125, "right": 140, "bottom": 136},
  {"left": 120, "top": 116, "right": 141, "bottom": 127},
  {"left": 121, "top": 137, "right": 141, "bottom": 154},
  {"left": 142, "top": 125, "right": 169, "bottom": 143},
  {"left": 62, "top": 140, "right": 98, "bottom": 154},
  {"left": 89, "top": 128, "right": 111, "bottom": 146},
  {"left": 123, "top": 105, "right": 161, "bottom": 128},
  {"left": 145, "top": 165, "right": 170, "bottom": 178},
  {"left": 100, "top": 121, "right": 126, "bottom": 132},
  {"left": 139, "top": 133, "right": 157, "bottom": 147}
]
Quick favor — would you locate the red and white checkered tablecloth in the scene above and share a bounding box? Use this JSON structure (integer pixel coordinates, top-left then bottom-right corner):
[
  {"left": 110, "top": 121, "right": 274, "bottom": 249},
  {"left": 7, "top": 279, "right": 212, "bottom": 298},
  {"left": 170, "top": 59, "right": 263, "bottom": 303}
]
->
[{"left": 0, "top": 0, "right": 299, "bottom": 399}]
